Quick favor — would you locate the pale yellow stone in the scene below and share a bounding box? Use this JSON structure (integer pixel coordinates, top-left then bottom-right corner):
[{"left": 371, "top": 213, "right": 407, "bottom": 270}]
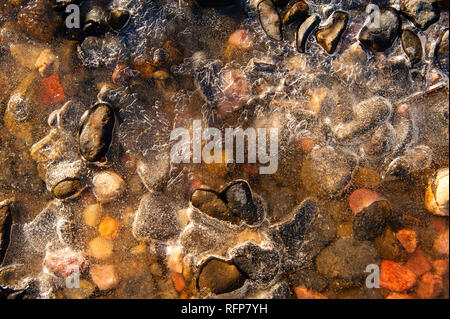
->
[
  {"left": 88, "top": 236, "right": 113, "bottom": 260},
  {"left": 83, "top": 203, "right": 103, "bottom": 227}
]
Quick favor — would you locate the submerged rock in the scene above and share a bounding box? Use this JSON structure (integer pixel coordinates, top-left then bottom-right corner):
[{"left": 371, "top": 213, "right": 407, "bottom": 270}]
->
[
  {"left": 282, "top": 1, "right": 309, "bottom": 26},
  {"left": 258, "top": 0, "right": 282, "bottom": 41},
  {"left": 79, "top": 102, "right": 115, "bottom": 163},
  {"left": 359, "top": 8, "right": 401, "bottom": 52},
  {"left": 435, "top": 29, "right": 449, "bottom": 74},
  {"left": 316, "top": 236, "right": 380, "bottom": 282},
  {"left": 401, "top": 29, "right": 423, "bottom": 65},
  {"left": 315, "top": 11, "right": 349, "bottom": 54},
  {"left": 197, "top": 258, "right": 246, "bottom": 295},
  {"left": 352, "top": 199, "right": 391, "bottom": 241},
  {"left": 425, "top": 167, "right": 449, "bottom": 216},
  {"left": 400, "top": 0, "right": 440, "bottom": 30},
  {"left": 296, "top": 14, "right": 321, "bottom": 53}
]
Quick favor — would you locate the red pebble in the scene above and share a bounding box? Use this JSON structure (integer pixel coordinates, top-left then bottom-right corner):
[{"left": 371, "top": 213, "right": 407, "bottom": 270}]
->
[
  {"left": 380, "top": 260, "right": 417, "bottom": 292},
  {"left": 171, "top": 271, "right": 186, "bottom": 292},
  {"left": 294, "top": 287, "right": 328, "bottom": 299},
  {"left": 348, "top": 188, "right": 381, "bottom": 214},
  {"left": 405, "top": 248, "right": 431, "bottom": 277},
  {"left": 432, "top": 259, "right": 449, "bottom": 276},
  {"left": 396, "top": 229, "right": 417, "bottom": 254},
  {"left": 44, "top": 248, "right": 87, "bottom": 277},
  {"left": 416, "top": 272, "right": 443, "bottom": 299},
  {"left": 90, "top": 264, "right": 119, "bottom": 291},
  {"left": 385, "top": 293, "right": 414, "bottom": 299},
  {"left": 433, "top": 229, "right": 449, "bottom": 256},
  {"left": 41, "top": 75, "right": 65, "bottom": 104}
]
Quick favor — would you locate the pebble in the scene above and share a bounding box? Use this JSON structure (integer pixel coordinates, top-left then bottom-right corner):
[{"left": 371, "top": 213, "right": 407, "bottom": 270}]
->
[
  {"left": 401, "top": 29, "right": 423, "bottom": 65},
  {"left": 425, "top": 168, "right": 449, "bottom": 216},
  {"left": 43, "top": 248, "right": 86, "bottom": 277},
  {"left": 171, "top": 271, "right": 186, "bottom": 293},
  {"left": 98, "top": 216, "right": 120, "bottom": 239},
  {"left": 294, "top": 287, "right": 328, "bottom": 299},
  {"left": 197, "top": 258, "right": 246, "bottom": 295},
  {"left": 416, "top": 272, "right": 443, "bottom": 298},
  {"left": 305, "top": 146, "right": 357, "bottom": 197},
  {"left": 348, "top": 188, "right": 381, "bottom": 215},
  {"left": 282, "top": 1, "right": 309, "bottom": 26},
  {"left": 359, "top": 8, "right": 401, "bottom": 52},
  {"left": 315, "top": 11, "right": 349, "bottom": 54},
  {"left": 379, "top": 259, "right": 417, "bottom": 292},
  {"left": 352, "top": 199, "right": 391, "bottom": 241},
  {"left": 79, "top": 102, "right": 115, "bottom": 163},
  {"left": 315, "top": 236, "right": 379, "bottom": 282},
  {"left": 405, "top": 248, "right": 432, "bottom": 276},
  {"left": 83, "top": 203, "right": 103, "bottom": 227},
  {"left": 227, "top": 30, "right": 255, "bottom": 51},
  {"left": 400, "top": 0, "right": 440, "bottom": 30},
  {"left": 374, "top": 227, "right": 408, "bottom": 261},
  {"left": 90, "top": 264, "right": 119, "bottom": 291},
  {"left": 396, "top": 229, "right": 418, "bottom": 254},
  {"left": 296, "top": 14, "right": 321, "bottom": 53},
  {"left": 92, "top": 171, "right": 126, "bottom": 204},
  {"left": 88, "top": 236, "right": 114, "bottom": 260},
  {"left": 41, "top": 75, "right": 65, "bottom": 104},
  {"left": 52, "top": 178, "right": 81, "bottom": 199},
  {"left": 258, "top": 0, "right": 283, "bottom": 41}
]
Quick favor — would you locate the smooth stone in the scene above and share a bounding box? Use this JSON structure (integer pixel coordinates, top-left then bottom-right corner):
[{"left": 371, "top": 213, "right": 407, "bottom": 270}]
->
[
  {"left": 296, "top": 14, "right": 321, "bottom": 53},
  {"left": 282, "top": 1, "right": 309, "bottom": 25},
  {"left": 359, "top": 8, "right": 401, "bottom": 52},
  {"left": 191, "top": 189, "right": 237, "bottom": 224},
  {"left": 315, "top": 236, "right": 380, "bottom": 281},
  {"left": 374, "top": 227, "right": 408, "bottom": 261},
  {"left": 315, "top": 11, "right": 349, "bottom": 54},
  {"left": 400, "top": 0, "right": 440, "bottom": 30},
  {"left": 79, "top": 102, "right": 115, "bottom": 163},
  {"left": 258, "top": 0, "right": 283, "bottom": 41},
  {"left": 92, "top": 171, "right": 125, "bottom": 204},
  {"left": 197, "top": 258, "right": 246, "bottom": 294},
  {"left": 52, "top": 178, "right": 81, "bottom": 199},
  {"left": 401, "top": 29, "right": 423, "bottom": 65}
]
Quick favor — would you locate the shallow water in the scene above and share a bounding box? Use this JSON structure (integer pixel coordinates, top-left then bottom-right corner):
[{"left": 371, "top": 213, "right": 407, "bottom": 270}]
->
[{"left": 0, "top": 0, "right": 449, "bottom": 299}]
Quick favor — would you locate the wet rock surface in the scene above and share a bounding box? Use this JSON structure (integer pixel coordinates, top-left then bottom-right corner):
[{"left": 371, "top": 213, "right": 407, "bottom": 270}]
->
[
  {"left": 315, "top": 11, "right": 349, "bottom": 54},
  {"left": 359, "top": 8, "right": 401, "bottom": 52},
  {"left": 400, "top": 0, "right": 440, "bottom": 30}
]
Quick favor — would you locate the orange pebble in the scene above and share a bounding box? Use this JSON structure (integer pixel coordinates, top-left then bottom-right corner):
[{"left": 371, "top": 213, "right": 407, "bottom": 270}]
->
[
  {"left": 294, "top": 287, "right": 328, "bottom": 299},
  {"left": 396, "top": 229, "right": 417, "bottom": 254},
  {"left": 416, "top": 273, "right": 443, "bottom": 299},
  {"left": 380, "top": 260, "right": 417, "bottom": 292},
  {"left": 98, "top": 216, "right": 120, "bottom": 239},
  {"left": 385, "top": 293, "right": 414, "bottom": 299},
  {"left": 432, "top": 259, "right": 449, "bottom": 276},
  {"left": 171, "top": 271, "right": 186, "bottom": 292},
  {"left": 405, "top": 248, "right": 431, "bottom": 277}
]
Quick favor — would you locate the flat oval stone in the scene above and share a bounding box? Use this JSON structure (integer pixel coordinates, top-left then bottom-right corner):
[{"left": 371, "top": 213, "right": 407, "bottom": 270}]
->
[
  {"left": 316, "top": 11, "right": 349, "bottom": 54},
  {"left": 401, "top": 29, "right": 423, "bottom": 65},
  {"left": 52, "top": 178, "right": 81, "bottom": 199},
  {"left": 296, "top": 14, "right": 321, "bottom": 53},
  {"left": 258, "top": 0, "right": 283, "bottom": 41},
  {"left": 79, "top": 102, "right": 115, "bottom": 162}
]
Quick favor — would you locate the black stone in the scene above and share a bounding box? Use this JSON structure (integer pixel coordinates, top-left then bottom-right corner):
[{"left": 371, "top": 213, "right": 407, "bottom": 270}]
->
[
  {"left": 400, "top": 0, "right": 440, "bottom": 30},
  {"left": 353, "top": 200, "right": 391, "bottom": 241},
  {"left": 359, "top": 8, "right": 401, "bottom": 52},
  {"left": 401, "top": 29, "right": 423, "bottom": 65}
]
